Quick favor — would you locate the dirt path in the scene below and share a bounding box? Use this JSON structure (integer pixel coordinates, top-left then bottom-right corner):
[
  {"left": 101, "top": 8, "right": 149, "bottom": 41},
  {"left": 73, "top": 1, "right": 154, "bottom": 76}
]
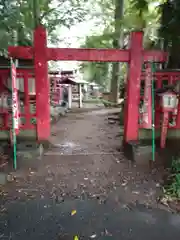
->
[
  {"left": 4, "top": 108, "right": 163, "bottom": 206},
  {"left": 0, "top": 108, "right": 180, "bottom": 239},
  {"left": 45, "top": 108, "right": 164, "bottom": 207}
]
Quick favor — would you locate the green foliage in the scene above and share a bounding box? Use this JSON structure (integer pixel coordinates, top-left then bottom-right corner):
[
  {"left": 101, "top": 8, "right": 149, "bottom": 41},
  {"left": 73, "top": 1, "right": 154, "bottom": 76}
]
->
[
  {"left": 129, "top": 0, "right": 148, "bottom": 17},
  {"left": 0, "top": 0, "right": 88, "bottom": 56},
  {"left": 164, "top": 157, "right": 180, "bottom": 199},
  {"left": 80, "top": 0, "right": 159, "bottom": 90},
  {"left": 171, "top": 158, "right": 180, "bottom": 173},
  {"left": 158, "top": 0, "right": 180, "bottom": 67},
  {"left": 130, "top": 0, "right": 180, "bottom": 67},
  {"left": 80, "top": 32, "right": 113, "bottom": 87}
]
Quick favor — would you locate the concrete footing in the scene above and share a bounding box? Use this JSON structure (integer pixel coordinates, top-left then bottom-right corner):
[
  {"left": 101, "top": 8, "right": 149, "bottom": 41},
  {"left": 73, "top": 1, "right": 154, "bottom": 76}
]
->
[
  {"left": 123, "top": 138, "right": 180, "bottom": 167},
  {"left": 123, "top": 140, "right": 152, "bottom": 164},
  {"left": 0, "top": 173, "right": 7, "bottom": 185}
]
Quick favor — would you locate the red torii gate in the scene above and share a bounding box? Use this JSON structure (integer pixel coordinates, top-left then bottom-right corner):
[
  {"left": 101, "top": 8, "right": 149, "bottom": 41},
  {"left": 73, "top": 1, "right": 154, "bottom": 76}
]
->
[{"left": 8, "top": 26, "right": 167, "bottom": 142}]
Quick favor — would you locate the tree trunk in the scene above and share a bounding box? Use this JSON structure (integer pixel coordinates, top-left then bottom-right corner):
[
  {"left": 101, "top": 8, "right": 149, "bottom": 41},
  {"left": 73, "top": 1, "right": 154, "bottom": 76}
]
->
[
  {"left": 160, "top": 0, "right": 180, "bottom": 68},
  {"left": 33, "top": 0, "right": 40, "bottom": 27},
  {"left": 110, "top": 0, "right": 124, "bottom": 103},
  {"left": 167, "top": 38, "right": 180, "bottom": 69}
]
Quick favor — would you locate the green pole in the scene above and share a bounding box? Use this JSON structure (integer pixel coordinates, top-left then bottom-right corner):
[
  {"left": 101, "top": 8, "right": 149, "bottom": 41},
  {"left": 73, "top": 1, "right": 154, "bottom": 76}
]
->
[
  {"left": 33, "top": 0, "right": 40, "bottom": 28},
  {"left": 12, "top": 120, "right": 17, "bottom": 170},
  {"left": 10, "top": 58, "right": 17, "bottom": 170},
  {"left": 151, "top": 62, "right": 156, "bottom": 161}
]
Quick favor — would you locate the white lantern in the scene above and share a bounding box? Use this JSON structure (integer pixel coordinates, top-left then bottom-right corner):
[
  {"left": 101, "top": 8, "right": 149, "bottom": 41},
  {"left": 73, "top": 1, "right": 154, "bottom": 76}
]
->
[{"left": 161, "top": 91, "right": 177, "bottom": 111}]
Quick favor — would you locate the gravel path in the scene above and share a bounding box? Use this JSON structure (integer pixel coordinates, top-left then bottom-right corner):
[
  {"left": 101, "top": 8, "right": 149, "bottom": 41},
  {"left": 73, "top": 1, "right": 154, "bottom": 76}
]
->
[{"left": 0, "top": 108, "right": 180, "bottom": 239}]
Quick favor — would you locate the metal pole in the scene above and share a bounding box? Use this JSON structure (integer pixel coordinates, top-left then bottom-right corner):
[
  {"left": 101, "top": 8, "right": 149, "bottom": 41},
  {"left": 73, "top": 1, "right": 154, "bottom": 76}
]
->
[{"left": 151, "top": 62, "right": 156, "bottom": 161}]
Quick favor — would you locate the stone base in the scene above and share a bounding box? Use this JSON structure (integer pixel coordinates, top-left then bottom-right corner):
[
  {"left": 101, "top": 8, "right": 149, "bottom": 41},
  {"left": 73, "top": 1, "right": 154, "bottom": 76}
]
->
[
  {"left": 0, "top": 172, "right": 7, "bottom": 185},
  {"left": 123, "top": 138, "right": 180, "bottom": 167},
  {"left": 123, "top": 140, "right": 153, "bottom": 164},
  {"left": 16, "top": 141, "right": 45, "bottom": 160},
  {"left": 0, "top": 140, "right": 51, "bottom": 175}
]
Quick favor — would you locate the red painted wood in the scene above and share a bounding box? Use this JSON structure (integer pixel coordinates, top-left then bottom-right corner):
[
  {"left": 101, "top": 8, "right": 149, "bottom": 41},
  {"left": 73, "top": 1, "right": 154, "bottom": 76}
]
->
[
  {"left": 176, "top": 98, "right": 180, "bottom": 128},
  {"left": 0, "top": 68, "right": 39, "bottom": 131},
  {"left": 141, "top": 63, "right": 152, "bottom": 129},
  {"left": 160, "top": 112, "right": 169, "bottom": 148},
  {"left": 9, "top": 46, "right": 130, "bottom": 62},
  {"left": 11, "top": 62, "right": 19, "bottom": 135},
  {"left": 47, "top": 48, "right": 129, "bottom": 62},
  {"left": 8, "top": 46, "right": 167, "bottom": 63},
  {"left": 23, "top": 73, "right": 30, "bottom": 126},
  {"left": 8, "top": 46, "right": 33, "bottom": 59},
  {"left": 34, "top": 26, "right": 50, "bottom": 140},
  {"left": 124, "top": 32, "right": 143, "bottom": 142},
  {"left": 142, "top": 50, "right": 167, "bottom": 62}
]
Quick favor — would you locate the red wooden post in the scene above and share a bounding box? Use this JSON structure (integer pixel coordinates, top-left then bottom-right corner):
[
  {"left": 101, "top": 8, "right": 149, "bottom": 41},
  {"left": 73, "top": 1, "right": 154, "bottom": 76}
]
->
[
  {"left": 23, "top": 72, "right": 30, "bottom": 126},
  {"left": 34, "top": 26, "right": 50, "bottom": 140},
  {"left": 175, "top": 97, "right": 180, "bottom": 128},
  {"left": 160, "top": 112, "right": 169, "bottom": 148},
  {"left": 155, "top": 75, "right": 161, "bottom": 127},
  {"left": 141, "top": 63, "right": 152, "bottom": 129},
  {"left": 124, "top": 32, "right": 143, "bottom": 142}
]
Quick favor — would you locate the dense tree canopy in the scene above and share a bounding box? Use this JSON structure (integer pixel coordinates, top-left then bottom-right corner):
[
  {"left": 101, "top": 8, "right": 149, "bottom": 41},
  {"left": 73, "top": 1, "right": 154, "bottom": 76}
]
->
[
  {"left": 80, "top": 0, "right": 180, "bottom": 100},
  {"left": 80, "top": 0, "right": 160, "bottom": 95},
  {"left": 0, "top": 0, "right": 88, "bottom": 55}
]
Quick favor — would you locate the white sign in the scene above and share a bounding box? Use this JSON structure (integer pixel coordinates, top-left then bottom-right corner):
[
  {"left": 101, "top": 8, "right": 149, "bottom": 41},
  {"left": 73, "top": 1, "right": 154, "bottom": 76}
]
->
[{"left": 11, "top": 63, "right": 19, "bottom": 134}]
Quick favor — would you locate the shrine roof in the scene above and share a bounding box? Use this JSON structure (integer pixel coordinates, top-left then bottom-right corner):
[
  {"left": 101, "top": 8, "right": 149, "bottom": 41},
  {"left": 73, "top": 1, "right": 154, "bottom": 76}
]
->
[{"left": 60, "top": 77, "right": 89, "bottom": 85}]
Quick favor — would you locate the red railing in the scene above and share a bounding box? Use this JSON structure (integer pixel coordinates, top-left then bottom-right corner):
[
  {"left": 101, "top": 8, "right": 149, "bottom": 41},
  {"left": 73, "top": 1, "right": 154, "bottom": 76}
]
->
[
  {"left": 0, "top": 68, "right": 36, "bottom": 130},
  {"left": 139, "top": 71, "right": 180, "bottom": 129}
]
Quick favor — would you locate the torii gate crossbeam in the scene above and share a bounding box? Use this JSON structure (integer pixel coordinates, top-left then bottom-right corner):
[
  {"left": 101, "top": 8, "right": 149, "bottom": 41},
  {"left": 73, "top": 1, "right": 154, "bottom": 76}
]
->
[
  {"left": 8, "top": 26, "right": 167, "bottom": 142},
  {"left": 8, "top": 47, "right": 166, "bottom": 63}
]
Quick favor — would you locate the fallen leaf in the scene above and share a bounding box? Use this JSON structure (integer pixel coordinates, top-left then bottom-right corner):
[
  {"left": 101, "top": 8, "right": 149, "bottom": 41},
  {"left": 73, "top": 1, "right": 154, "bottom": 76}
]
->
[
  {"left": 0, "top": 208, "right": 6, "bottom": 213},
  {"left": 121, "top": 181, "right": 127, "bottom": 186},
  {"left": 132, "top": 191, "right": 139, "bottom": 195},
  {"left": 90, "top": 234, "right": 97, "bottom": 238},
  {"left": 71, "top": 209, "right": 77, "bottom": 216},
  {"left": 105, "top": 229, "right": 112, "bottom": 236},
  {"left": 160, "top": 197, "right": 169, "bottom": 206}
]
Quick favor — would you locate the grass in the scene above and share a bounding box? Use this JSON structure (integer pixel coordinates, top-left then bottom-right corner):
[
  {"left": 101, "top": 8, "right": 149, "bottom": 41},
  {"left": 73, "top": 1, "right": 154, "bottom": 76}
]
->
[
  {"left": 163, "top": 156, "right": 180, "bottom": 200},
  {"left": 83, "top": 98, "right": 102, "bottom": 104}
]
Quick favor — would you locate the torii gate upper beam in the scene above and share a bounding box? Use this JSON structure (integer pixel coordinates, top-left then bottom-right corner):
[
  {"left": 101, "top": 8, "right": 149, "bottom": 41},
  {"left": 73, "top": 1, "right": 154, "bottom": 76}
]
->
[{"left": 8, "top": 46, "right": 167, "bottom": 62}]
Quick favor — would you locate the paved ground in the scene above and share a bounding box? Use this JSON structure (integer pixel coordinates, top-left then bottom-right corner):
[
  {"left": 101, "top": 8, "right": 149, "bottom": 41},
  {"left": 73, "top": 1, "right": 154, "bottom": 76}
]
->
[{"left": 0, "top": 108, "right": 180, "bottom": 239}]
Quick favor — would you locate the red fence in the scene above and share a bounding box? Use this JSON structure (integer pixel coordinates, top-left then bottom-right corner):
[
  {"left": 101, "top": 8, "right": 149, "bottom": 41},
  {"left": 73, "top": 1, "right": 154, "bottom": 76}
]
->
[
  {"left": 139, "top": 70, "right": 180, "bottom": 130},
  {"left": 0, "top": 69, "right": 36, "bottom": 130}
]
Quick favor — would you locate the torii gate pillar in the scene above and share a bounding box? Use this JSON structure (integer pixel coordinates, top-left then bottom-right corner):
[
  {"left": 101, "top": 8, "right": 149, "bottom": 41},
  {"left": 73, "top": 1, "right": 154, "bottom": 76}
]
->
[
  {"left": 124, "top": 32, "right": 143, "bottom": 142},
  {"left": 34, "top": 26, "right": 50, "bottom": 140}
]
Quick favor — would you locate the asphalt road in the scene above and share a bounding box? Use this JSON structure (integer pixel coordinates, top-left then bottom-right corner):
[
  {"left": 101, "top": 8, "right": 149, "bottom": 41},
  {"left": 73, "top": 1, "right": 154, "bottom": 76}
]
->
[{"left": 0, "top": 198, "right": 180, "bottom": 240}]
